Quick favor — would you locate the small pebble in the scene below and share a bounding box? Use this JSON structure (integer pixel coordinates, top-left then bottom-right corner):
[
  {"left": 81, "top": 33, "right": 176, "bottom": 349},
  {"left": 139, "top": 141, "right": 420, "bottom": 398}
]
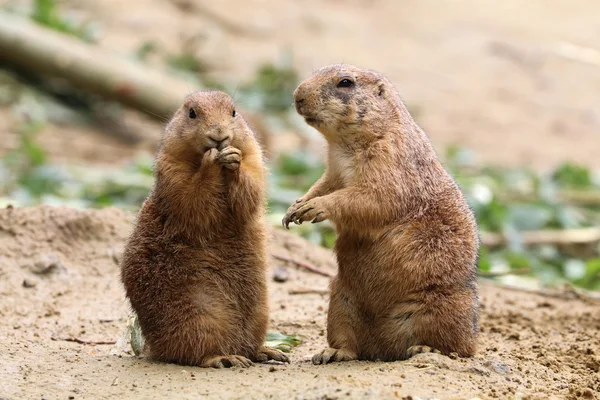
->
[
  {"left": 22, "top": 278, "right": 36, "bottom": 288},
  {"left": 272, "top": 266, "right": 289, "bottom": 283},
  {"left": 31, "top": 253, "right": 64, "bottom": 275}
]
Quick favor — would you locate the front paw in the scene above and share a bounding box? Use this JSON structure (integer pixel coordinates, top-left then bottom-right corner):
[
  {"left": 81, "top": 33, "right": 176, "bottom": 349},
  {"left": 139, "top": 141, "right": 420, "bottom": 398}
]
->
[
  {"left": 201, "top": 148, "right": 219, "bottom": 167},
  {"left": 290, "top": 198, "right": 329, "bottom": 226},
  {"left": 217, "top": 146, "right": 242, "bottom": 170},
  {"left": 282, "top": 197, "right": 307, "bottom": 229}
]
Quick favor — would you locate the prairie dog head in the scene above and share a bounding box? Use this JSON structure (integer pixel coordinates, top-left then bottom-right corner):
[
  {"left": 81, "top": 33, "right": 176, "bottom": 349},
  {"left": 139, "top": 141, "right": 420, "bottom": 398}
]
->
[
  {"left": 293, "top": 64, "right": 401, "bottom": 140},
  {"left": 164, "top": 91, "right": 255, "bottom": 153}
]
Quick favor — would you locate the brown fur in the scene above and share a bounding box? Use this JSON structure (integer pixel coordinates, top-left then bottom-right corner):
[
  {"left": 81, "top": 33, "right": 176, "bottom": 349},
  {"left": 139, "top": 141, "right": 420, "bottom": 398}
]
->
[
  {"left": 121, "top": 91, "right": 288, "bottom": 368},
  {"left": 282, "top": 64, "right": 480, "bottom": 364}
]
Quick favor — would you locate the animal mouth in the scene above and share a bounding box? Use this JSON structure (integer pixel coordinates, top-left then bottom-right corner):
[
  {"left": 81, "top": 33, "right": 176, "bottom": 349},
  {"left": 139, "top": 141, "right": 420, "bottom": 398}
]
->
[{"left": 302, "top": 115, "right": 321, "bottom": 126}]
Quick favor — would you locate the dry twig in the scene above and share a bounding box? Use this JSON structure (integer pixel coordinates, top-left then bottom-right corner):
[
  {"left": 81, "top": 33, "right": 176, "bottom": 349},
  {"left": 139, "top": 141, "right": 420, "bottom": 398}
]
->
[
  {"left": 484, "top": 281, "right": 600, "bottom": 305},
  {"left": 552, "top": 41, "right": 600, "bottom": 67},
  {"left": 480, "top": 227, "right": 600, "bottom": 247},
  {"left": 477, "top": 268, "right": 531, "bottom": 278},
  {"left": 496, "top": 189, "right": 600, "bottom": 207},
  {"left": 272, "top": 254, "right": 335, "bottom": 278},
  {"left": 51, "top": 336, "right": 116, "bottom": 345},
  {"left": 288, "top": 288, "right": 330, "bottom": 295}
]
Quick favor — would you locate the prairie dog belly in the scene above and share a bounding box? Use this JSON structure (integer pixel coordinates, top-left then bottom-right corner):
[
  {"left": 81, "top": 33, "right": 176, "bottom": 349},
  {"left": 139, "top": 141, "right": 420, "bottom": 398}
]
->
[{"left": 330, "top": 146, "right": 356, "bottom": 187}]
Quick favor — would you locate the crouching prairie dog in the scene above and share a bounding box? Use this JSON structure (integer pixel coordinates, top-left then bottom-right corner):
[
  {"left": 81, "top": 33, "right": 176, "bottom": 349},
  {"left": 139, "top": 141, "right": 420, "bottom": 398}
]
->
[
  {"left": 283, "top": 64, "right": 480, "bottom": 364},
  {"left": 121, "top": 91, "right": 289, "bottom": 368}
]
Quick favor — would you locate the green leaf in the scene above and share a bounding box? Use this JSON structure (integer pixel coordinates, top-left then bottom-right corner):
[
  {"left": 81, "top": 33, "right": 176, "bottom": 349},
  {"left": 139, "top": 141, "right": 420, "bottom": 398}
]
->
[
  {"left": 477, "top": 246, "right": 491, "bottom": 272},
  {"left": 239, "top": 61, "right": 299, "bottom": 113},
  {"left": 573, "top": 258, "right": 600, "bottom": 290},
  {"left": 264, "top": 331, "right": 302, "bottom": 353},
  {"left": 552, "top": 162, "right": 593, "bottom": 189},
  {"left": 31, "top": 0, "right": 96, "bottom": 42}
]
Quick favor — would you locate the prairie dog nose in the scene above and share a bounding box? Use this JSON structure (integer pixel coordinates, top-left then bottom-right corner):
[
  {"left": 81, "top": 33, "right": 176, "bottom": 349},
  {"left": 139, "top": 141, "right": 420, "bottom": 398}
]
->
[
  {"left": 208, "top": 136, "right": 230, "bottom": 150},
  {"left": 293, "top": 85, "right": 307, "bottom": 103},
  {"left": 294, "top": 88, "right": 307, "bottom": 114}
]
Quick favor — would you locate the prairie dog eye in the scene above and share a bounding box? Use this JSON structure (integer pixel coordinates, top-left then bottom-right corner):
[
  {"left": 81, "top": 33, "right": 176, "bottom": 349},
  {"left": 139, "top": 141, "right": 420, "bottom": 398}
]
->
[
  {"left": 189, "top": 108, "right": 196, "bottom": 119},
  {"left": 337, "top": 78, "right": 354, "bottom": 88},
  {"left": 232, "top": 109, "right": 236, "bottom": 117}
]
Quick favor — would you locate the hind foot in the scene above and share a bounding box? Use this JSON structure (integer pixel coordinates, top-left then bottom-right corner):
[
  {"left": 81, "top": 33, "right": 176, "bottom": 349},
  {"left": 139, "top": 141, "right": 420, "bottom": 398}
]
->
[
  {"left": 253, "top": 346, "right": 290, "bottom": 364},
  {"left": 406, "top": 345, "right": 442, "bottom": 358},
  {"left": 202, "top": 355, "right": 253, "bottom": 368},
  {"left": 312, "top": 347, "right": 357, "bottom": 365}
]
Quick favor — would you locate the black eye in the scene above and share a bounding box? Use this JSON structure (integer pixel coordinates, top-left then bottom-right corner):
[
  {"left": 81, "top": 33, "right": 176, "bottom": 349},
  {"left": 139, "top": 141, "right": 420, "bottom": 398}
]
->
[
  {"left": 189, "top": 108, "right": 196, "bottom": 119},
  {"left": 232, "top": 109, "right": 236, "bottom": 117},
  {"left": 337, "top": 78, "right": 354, "bottom": 88}
]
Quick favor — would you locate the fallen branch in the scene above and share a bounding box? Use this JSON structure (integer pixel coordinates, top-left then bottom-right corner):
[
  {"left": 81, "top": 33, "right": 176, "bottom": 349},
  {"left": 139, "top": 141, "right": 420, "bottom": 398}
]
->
[
  {"left": 480, "top": 227, "right": 600, "bottom": 247},
  {"left": 51, "top": 336, "right": 116, "bottom": 345},
  {"left": 552, "top": 41, "right": 600, "bottom": 67},
  {"left": 0, "top": 11, "right": 274, "bottom": 150},
  {"left": 272, "top": 254, "right": 335, "bottom": 278},
  {"left": 561, "top": 189, "right": 600, "bottom": 206},
  {"left": 484, "top": 281, "right": 600, "bottom": 305},
  {"left": 0, "top": 10, "right": 193, "bottom": 120},
  {"left": 288, "top": 288, "right": 330, "bottom": 295},
  {"left": 496, "top": 189, "right": 600, "bottom": 207},
  {"left": 477, "top": 268, "right": 531, "bottom": 278}
]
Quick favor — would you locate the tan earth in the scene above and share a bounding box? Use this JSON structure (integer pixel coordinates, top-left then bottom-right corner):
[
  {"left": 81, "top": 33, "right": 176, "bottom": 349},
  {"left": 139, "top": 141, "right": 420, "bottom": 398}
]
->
[
  {"left": 1, "top": 205, "right": 599, "bottom": 400},
  {"left": 1, "top": 0, "right": 599, "bottom": 170}
]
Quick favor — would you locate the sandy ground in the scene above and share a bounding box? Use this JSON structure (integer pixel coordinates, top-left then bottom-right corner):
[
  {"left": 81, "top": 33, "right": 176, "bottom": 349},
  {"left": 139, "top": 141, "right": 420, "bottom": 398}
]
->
[
  {"left": 1, "top": 205, "right": 599, "bottom": 400},
  {"left": 1, "top": 0, "right": 600, "bottom": 170}
]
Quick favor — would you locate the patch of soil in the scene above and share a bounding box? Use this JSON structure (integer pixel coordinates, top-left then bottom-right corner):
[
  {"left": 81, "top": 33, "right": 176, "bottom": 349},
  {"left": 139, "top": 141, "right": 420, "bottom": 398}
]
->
[{"left": 0, "top": 205, "right": 599, "bottom": 399}]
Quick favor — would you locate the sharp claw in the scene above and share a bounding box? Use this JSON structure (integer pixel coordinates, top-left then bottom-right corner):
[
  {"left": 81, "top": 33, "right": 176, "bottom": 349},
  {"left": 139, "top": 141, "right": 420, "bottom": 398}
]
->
[
  {"left": 311, "top": 212, "right": 325, "bottom": 223},
  {"left": 329, "top": 350, "right": 338, "bottom": 364}
]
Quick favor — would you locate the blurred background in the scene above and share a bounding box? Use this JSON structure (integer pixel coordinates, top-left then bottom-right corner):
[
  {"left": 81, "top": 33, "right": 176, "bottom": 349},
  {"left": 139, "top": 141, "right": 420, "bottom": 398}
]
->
[{"left": 1, "top": 0, "right": 599, "bottom": 290}]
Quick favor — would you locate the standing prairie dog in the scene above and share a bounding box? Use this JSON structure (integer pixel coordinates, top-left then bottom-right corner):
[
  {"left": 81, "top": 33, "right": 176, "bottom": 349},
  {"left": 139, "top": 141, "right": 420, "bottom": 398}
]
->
[
  {"left": 121, "top": 91, "right": 288, "bottom": 368},
  {"left": 283, "top": 64, "right": 480, "bottom": 363}
]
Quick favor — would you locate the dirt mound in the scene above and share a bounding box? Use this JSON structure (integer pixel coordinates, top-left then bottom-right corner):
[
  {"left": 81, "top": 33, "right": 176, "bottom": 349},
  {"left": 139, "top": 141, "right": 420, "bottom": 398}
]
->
[{"left": 0, "top": 206, "right": 598, "bottom": 400}]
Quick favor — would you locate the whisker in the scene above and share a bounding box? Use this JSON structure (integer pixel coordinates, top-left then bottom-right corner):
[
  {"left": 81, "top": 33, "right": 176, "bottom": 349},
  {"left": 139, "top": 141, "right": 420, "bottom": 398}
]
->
[{"left": 139, "top": 107, "right": 171, "bottom": 123}]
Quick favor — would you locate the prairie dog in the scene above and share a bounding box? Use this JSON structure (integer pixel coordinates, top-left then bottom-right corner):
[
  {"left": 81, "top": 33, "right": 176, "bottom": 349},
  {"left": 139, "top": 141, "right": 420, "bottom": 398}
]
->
[
  {"left": 121, "top": 91, "right": 288, "bottom": 368},
  {"left": 283, "top": 64, "right": 479, "bottom": 363}
]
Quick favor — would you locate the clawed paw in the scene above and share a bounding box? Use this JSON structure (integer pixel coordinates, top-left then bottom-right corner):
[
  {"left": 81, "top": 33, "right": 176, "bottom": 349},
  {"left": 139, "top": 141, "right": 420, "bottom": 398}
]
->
[
  {"left": 217, "top": 146, "right": 242, "bottom": 170},
  {"left": 253, "top": 347, "right": 290, "bottom": 364},
  {"left": 202, "top": 355, "right": 253, "bottom": 368},
  {"left": 202, "top": 148, "right": 219, "bottom": 166},
  {"left": 312, "top": 348, "right": 357, "bottom": 365},
  {"left": 282, "top": 198, "right": 304, "bottom": 229},
  {"left": 282, "top": 198, "right": 329, "bottom": 229},
  {"left": 406, "top": 345, "right": 441, "bottom": 358}
]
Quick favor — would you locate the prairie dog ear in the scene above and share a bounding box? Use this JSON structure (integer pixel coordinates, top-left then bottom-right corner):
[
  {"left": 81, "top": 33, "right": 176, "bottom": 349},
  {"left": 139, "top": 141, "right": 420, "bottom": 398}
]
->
[{"left": 377, "top": 82, "right": 385, "bottom": 97}]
